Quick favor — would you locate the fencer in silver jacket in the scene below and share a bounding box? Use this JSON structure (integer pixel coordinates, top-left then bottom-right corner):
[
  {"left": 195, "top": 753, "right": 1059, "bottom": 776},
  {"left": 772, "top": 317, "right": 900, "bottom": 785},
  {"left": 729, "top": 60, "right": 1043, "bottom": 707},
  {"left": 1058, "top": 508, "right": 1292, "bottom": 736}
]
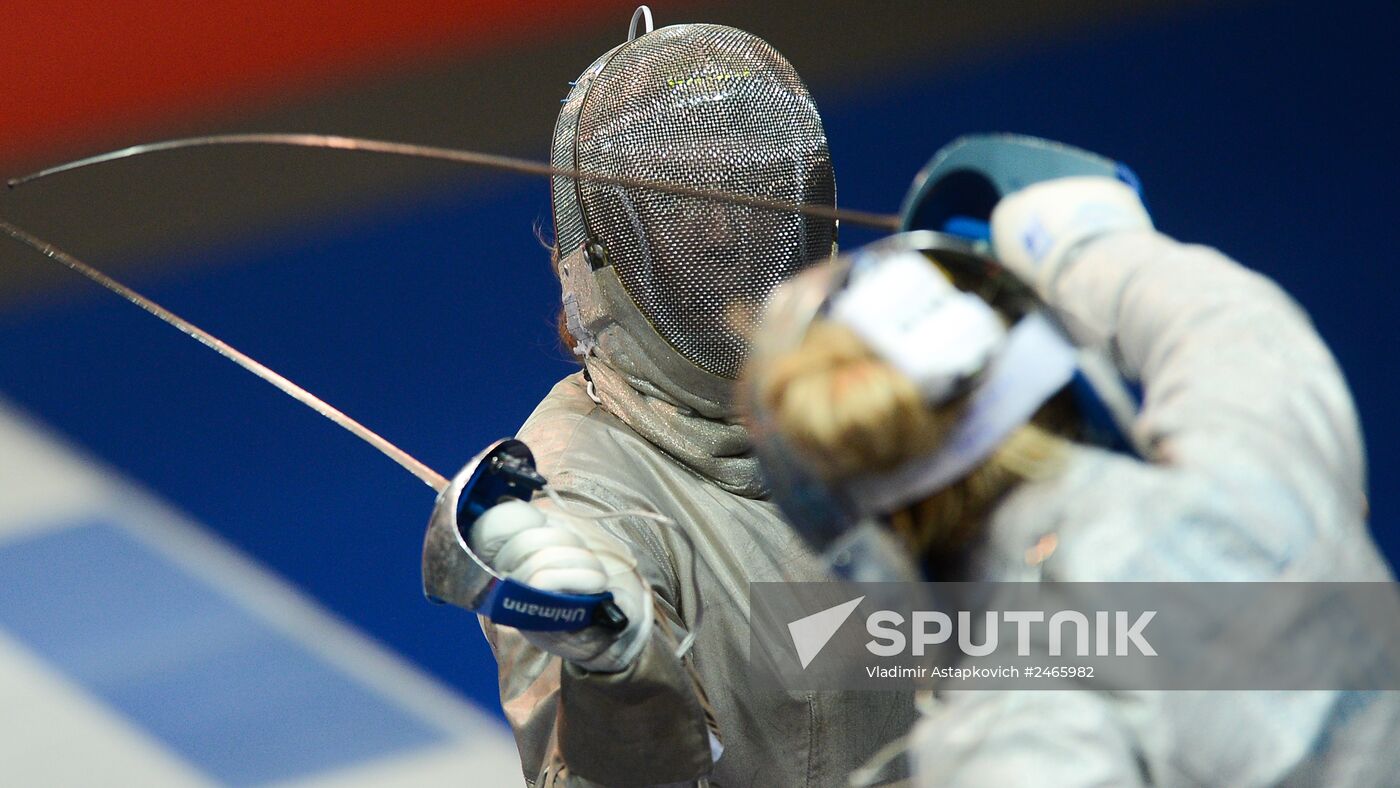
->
[
  {"left": 475, "top": 17, "right": 915, "bottom": 788},
  {"left": 483, "top": 372, "right": 914, "bottom": 786},
  {"left": 904, "top": 186, "right": 1400, "bottom": 786}
]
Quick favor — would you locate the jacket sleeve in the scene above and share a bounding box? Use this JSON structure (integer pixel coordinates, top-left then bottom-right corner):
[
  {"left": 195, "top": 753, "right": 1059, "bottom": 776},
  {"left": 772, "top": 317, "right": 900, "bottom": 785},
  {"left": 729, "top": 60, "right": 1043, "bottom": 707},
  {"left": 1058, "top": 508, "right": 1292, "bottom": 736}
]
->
[
  {"left": 907, "top": 690, "right": 1148, "bottom": 787},
  {"left": 906, "top": 230, "right": 1384, "bottom": 787},
  {"left": 1042, "top": 228, "right": 1367, "bottom": 526},
  {"left": 479, "top": 469, "right": 715, "bottom": 788}
]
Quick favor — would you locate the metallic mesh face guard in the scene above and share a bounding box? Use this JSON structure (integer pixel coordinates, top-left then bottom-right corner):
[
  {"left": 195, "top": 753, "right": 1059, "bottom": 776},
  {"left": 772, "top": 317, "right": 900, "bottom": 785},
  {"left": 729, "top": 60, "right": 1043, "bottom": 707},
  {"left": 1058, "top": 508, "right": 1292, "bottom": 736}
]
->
[{"left": 552, "top": 24, "right": 835, "bottom": 380}]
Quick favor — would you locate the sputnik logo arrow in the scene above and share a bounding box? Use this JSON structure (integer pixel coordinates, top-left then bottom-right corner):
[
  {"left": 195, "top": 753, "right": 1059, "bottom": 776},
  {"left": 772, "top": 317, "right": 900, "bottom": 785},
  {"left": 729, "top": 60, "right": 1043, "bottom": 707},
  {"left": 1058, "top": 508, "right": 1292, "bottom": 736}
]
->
[{"left": 788, "top": 596, "right": 864, "bottom": 669}]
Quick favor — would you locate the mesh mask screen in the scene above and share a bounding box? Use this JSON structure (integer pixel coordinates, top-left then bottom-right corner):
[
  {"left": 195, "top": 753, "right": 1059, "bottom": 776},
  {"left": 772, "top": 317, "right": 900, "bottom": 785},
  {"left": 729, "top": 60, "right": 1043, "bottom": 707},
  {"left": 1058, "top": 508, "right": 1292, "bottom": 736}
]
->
[{"left": 556, "top": 24, "right": 835, "bottom": 379}]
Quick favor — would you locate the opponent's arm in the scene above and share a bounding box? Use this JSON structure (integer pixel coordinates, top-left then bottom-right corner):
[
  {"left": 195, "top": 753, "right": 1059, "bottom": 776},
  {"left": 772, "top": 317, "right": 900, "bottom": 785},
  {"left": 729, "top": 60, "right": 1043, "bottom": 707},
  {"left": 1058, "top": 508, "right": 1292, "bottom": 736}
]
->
[
  {"left": 991, "top": 178, "right": 1366, "bottom": 522},
  {"left": 908, "top": 689, "right": 1149, "bottom": 787}
]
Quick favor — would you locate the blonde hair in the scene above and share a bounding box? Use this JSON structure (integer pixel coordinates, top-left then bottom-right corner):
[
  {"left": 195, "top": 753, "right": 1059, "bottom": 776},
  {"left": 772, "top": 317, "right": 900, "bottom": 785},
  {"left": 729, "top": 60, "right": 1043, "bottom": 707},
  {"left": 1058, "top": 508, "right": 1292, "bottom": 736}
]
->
[{"left": 755, "top": 318, "right": 1069, "bottom": 559}]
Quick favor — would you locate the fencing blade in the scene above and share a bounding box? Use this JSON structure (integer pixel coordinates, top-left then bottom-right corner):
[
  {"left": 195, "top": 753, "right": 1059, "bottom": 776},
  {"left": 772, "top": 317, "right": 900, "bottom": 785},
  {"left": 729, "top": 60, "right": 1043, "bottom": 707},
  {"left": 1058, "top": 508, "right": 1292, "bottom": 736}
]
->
[
  {"left": 0, "top": 131, "right": 903, "bottom": 486},
  {"left": 0, "top": 219, "right": 450, "bottom": 494},
  {"left": 6, "top": 133, "right": 903, "bottom": 232}
]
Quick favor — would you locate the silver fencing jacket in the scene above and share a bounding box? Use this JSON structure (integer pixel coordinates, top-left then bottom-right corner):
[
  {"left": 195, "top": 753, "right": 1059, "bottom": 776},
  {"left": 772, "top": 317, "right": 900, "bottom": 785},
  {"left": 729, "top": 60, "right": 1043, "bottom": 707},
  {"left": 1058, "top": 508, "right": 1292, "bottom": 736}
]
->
[
  {"left": 481, "top": 374, "right": 915, "bottom": 786},
  {"left": 909, "top": 230, "right": 1399, "bottom": 786}
]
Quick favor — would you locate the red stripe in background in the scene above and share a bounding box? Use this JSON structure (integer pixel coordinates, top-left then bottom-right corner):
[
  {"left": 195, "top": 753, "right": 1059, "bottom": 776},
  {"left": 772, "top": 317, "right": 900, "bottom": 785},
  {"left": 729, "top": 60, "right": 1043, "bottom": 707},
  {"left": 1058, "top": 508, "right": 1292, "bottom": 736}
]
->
[{"left": 3, "top": 0, "right": 654, "bottom": 164}]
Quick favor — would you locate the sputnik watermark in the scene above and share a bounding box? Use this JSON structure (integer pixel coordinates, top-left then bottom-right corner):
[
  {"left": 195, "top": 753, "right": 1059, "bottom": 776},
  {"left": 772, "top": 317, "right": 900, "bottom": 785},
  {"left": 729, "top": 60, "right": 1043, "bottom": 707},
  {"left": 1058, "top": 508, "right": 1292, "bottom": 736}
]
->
[
  {"left": 867, "top": 665, "right": 1025, "bottom": 680},
  {"left": 865, "top": 609, "right": 1156, "bottom": 658},
  {"left": 752, "top": 581, "right": 1400, "bottom": 691},
  {"left": 788, "top": 596, "right": 864, "bottom": 669},
  {"left": 789, "top": 599, "right": 1155, "bottom": 670}
]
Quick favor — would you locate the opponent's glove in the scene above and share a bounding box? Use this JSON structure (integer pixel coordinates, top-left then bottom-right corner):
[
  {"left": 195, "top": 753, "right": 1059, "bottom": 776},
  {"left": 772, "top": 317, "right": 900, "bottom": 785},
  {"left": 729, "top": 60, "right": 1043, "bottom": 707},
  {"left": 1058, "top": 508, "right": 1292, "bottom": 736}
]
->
[
  {"left": 471, "top": 499, "right": 654, "bottom": 673},
  {"left": 990, "top": 176, "right": 1153, "bottom": 295}
]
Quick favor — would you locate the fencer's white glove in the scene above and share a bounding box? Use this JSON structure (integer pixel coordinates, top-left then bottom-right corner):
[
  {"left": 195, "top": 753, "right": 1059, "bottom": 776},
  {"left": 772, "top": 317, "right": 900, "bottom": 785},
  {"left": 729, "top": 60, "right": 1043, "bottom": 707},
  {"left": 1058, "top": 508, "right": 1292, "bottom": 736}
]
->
[
  {"left": 990, "top": 176, "right": 1153, "bottom": 295},
  {"left": 471, "top": 500, "right": 653, "bottom": 673}
]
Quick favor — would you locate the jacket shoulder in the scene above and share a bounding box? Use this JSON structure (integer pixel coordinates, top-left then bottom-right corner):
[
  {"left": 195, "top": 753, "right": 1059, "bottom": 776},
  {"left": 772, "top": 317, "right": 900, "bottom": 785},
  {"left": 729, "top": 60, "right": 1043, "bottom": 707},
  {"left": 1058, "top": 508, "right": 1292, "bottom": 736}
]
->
[{"left": 516, "top": 373, "right": 654, "bottom": 487}]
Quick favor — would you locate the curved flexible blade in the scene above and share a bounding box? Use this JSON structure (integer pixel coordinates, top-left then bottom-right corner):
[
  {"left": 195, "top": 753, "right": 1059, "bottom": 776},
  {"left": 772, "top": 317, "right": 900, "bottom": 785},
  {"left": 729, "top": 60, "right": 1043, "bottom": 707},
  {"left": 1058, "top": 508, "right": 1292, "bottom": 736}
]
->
[
  {"left": 0, "top": 219, "right": 449, "bottom": 494},
  {"left": 7, "top": 133, "right": 902, "bottom": 232}
]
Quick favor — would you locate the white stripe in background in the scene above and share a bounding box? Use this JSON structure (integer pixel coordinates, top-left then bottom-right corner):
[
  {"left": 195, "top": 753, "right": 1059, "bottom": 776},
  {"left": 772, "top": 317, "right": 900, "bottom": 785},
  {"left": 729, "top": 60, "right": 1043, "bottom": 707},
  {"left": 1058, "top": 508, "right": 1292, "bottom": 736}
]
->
[
  {"left": 0, "top": 401, "right": 113, "bottom": 542},
  {"left": 0, "top": 627, "right": 216, "bottom": 787},
  {"left": 0, "top": 400, "right": 521, "bottom": 787}
]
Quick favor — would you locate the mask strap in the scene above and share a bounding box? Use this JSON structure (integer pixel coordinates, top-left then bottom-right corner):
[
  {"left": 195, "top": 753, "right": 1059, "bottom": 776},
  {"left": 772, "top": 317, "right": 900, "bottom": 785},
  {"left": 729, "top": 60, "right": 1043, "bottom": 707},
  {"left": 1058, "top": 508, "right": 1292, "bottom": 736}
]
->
[
  {"left": 562, "top": 292, "right": 598, "bottom": 358},
  {"left": 845, "top": 312, "right": 1077, "bottom": 514}
]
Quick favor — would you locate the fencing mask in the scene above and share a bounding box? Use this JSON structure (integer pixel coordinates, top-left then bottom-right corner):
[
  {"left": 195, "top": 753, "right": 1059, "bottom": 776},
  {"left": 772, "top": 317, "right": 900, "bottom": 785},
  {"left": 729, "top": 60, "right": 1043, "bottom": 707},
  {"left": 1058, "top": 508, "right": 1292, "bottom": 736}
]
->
[{"left": 552, "top": 21, "right": 836, "bottom": 406}]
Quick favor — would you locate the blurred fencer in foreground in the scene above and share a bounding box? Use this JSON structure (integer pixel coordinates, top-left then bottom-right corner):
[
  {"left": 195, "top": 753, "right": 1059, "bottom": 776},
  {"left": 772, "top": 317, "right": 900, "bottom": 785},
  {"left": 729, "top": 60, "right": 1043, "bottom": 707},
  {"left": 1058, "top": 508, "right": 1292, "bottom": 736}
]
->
[
  {"left": 465, "top": 12, "right": 914, "bottom": 787},
  {"left": 742, "top": 136, "right": 1400, "bottom": 785}
]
